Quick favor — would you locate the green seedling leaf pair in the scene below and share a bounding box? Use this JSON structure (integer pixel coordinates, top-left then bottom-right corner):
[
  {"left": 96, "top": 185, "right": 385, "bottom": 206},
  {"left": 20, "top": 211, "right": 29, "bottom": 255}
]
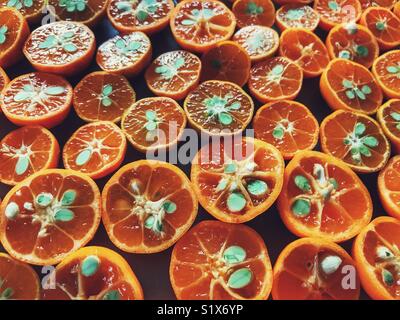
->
[
  {"left": 155, "top": 57, "right": 185, "bottom": 80},
  {"left": 59, "top": 0, "right": 87, "bottom": 12},
  {"left": 204, "top": 94, "right": 241, "bottom": 126},
  {"left": 246, "top": 2, "right": 264, "bottom": 15},
  {"left": 7, "top": 0, "right": 33, "bottom": 9},
  {"left": 14, "top": 84, "right": 65, "bottom": 102},
  {"left": 342, "top": 79, "right": 372, "bottom": 101},
  {"left": 344, "top": 122, "right": 379, "bottom": 163},
  {"left": 39, "top": 32, "right": 78, "bottom": 53},
  {"left": 181, "top": 8, "right": 215, "bottom": 25}
]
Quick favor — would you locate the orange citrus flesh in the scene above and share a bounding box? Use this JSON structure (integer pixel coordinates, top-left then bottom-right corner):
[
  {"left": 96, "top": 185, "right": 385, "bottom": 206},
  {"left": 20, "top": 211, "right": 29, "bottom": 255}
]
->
[
  {"left": 0, "top": 252, "right": 40, "bottom": 300},
  {"left": 96, "top": 31, "right": 152, "bottom": 77},
  {"left": 145, "top": 50, "right": 201, "bottom": 100},
  {"left": 108, "top": 0, "right": 174, "bottom": 34},
  {"left": 170, "top": 220, "right": 273, "bottom": 300},
  {"left": 320, "top": 58, "right": 383, "bottom": 115},
  {"left": 372, "top": 50, "right": 400, "bottom": 99},
  {"left": 377, "top": 99, "right": 400, "bottom": 153},
  {"left": 353, "top": 217, "right": 400, "bottom": 300},
  {"left": 359, "top": 0, "right": 397, "bottom": 10},
  {"left": 248, "top": 56, "right": 303, "bottom": 103},
  {"left": 253, "top": 100, "right": 319, "bottom": 160},
  {"left": 378, "top": 156, "right": 400, "bottom": 221},
  {"left": 326, "top": 23, "right": 379, "bottom": 69},
  {"left": 314, "top": 0, "right": 362, "bottom": 31},
  {"left": 320, "top": 110, "right": 390, "bottom": 173},
  {"left": 231, "top": 0, "right": 275, "bottom": 28},
  {"left": 279, "top": 28, "right": 330, "bottom": 78},
  {"left": 41, "top": 246, "right": 144, "bottom": 300},
  {"left": 0, "top": 126, "right": 60, "bottom": 186},
  {"left": 395, "top": 2, "right": 400, "bottom": 18},
  {"left": 170, "top": 0, "right": 236, "bottom": 53},
  {"left": 191, "top": 137, "right": 284, "bottom": 223},
  {"left": 0, "top": 0, "right": 45, "bottom": 23},
  {"left": 360, "top": 7, "right": 400, "bottom": 50},
  {"left": 232, "top": 25, "right": 279, "bottom": 63},
  {"left": 272, "top": 238, "right": 360, "bottom": 300},
  {"left": 278, "top": 151, "right": 372, "bottom": 243},
  {"left": 0, "top": 169, "right": 101, "bottom": 265},
  {"left": 102, "top": 160, "right": 198, "bottom": 253},
  {"left": 0, "top": 72, "right": 73, "bottom": 128},
  {"left": 0, "top": 7, "right": 30, "bottom": 68},
  {"left": 121, "top": 97, "right": 186, "bottom": 152},
  {"left": 275, "top": 4, "right": 320, "bottom": 31},
  {"left": 63, "top": 121, "right": 127, "bottom": 179},
  {"left": 23, "top": 21, "right": 95, "bottom": 76},
  {"left": 48, "top": 0, "right": 109, "bottom": 27},
  {"left": 200, "top": 41, "right": 251, "bottom": 87},
  {"left": 0, "top": 66, "right": 9, "bottom": 91},
  {"left": 73, "top": 71, "right": 136, "bottom": 123},
  {"left": 184, "top": 80, "right": 254, "bottom": 136}
]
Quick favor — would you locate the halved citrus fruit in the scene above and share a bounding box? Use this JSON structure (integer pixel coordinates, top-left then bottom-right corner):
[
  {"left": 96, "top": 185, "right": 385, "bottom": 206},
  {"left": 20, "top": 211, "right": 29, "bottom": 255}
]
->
[
  {"left": 96, "top": 31, "right": 152, "bottom": 78},
  {"left": 0, "top": 252, "right": 40, "bottom": 300},
  {"left": 0, "top": 169, "right": 101, "bottom": 265},
  {"left": 360, "top": 7, "right": 400, "bottom": 50},
  {"left": 372, "top": 50, "right": 400, "bottom": 99},
  {"left": 41, "top": 246, "right": 143, "bottom": 300},
  {"left": 320, "top": 58, "right": 383, "bottom": 115},
  {"left": 378, "top": 156, "right": 400, "bottom": 220},
  {"left": 231, "top": 0, "right": 275, "bottom": 29},
  {"left": 353, "top": 216, "right": 400, "bottom": 300},
  {"left": 0, "top": 7, "right": 30, "bottom": 68},
  {"left": 183, "top": 80, "right": 254, "bottom": 136},
  {"left": 253, "top": 100, "right": 319, "bottom": 160},
  {"left": 326, "top": 23, "right": 379, "bottom": 69},
  {"left": 170, "top": 0, "right": 236, "bottom": 53},
  {"left": 279, "top": 28, "right": 330, "bottom": 78},
  {"left": 145, "top": 50, "right": 201, "bottom": 100},
  {"left": 191, "top": 137, "right": 284, "bottom": 223},
  {"left": 248, "top": 56, "right": 303, "bottom": 103},
  {"left": 0, "top": 126, "right": 60, "bottom": 186},
  {"left": 200, "top": 41, "right": 251, "bottom": 87},
  {"left": 359, "top": 0, "right": 396, "bottom": 10},
  {"left": 320, "top": 110, "right": 390, "bottom": 173},
  {"left": 0, "top": 66, "right": 9, "bottom": 91},
  {"left": 313, "top": 0, "right": 362, "bottom": 31},
  {"left": 377, "top": 99, "right": 400, "bottom": 153},
  {"left": 0, "top": 0, "right": 45, "bottom": 24},
  {"left": 108, "top": 0, "right": 174, "bottom": 34},
  {"left": 277, "top": 150, "right": 373, "bottom": 242},
  {"left": 170, "top": 220, "right": 273, "bottom": 300},
  {"left": 232, "top": 25, "right": 279, "bottom": 63},
  {"left": 102, "top": 160, "right": 198, "bottom": 253},
  {"left": 275, "top": 4, "right": 320, "bottom": 31},
  {"left": 0, "top": 72, "right": 73, "bottom": 128},
  {"left": 63, "top": 121, "right": 127, "bottom": 179},
  {"left": 23, "top": 21, "right": 95, "bottom": 76},
  {"left": 48, "top": 0, "right": 108, "bottom": 27},
  {"left": 274, "top": 0, "right": 313, "bottom": 4},
  {"left": 73, "top": 71, "right": 136, "bottom": 123},
  {"left": 272, "top": 237, "right": 360, "bottom": 300},
  {"left": 121, "top": 97, "right": 186, "bottom": 153}
]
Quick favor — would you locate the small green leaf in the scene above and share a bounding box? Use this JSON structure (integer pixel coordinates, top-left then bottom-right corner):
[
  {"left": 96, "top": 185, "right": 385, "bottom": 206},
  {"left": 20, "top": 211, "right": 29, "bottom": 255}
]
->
[
  {"left": 247, "top": 180, "right": 268, "bottom": 196},
  {"left": 174, "top": 57, "right": 185, "bottom": 69},
  {"left": 338, "top": 50, "right": 351, "bottom": 59},
  {"left": 127, "top": 41, "right": 141, "bottom": 51},
  {"left": 376, "top": 21, "right": 386, "bottom": 31},
  {"left": 215, "top": 178, "right": 228, "bottom": 192},
  {"left": 229, "top": 102, "right": 241, "bottom": 110},
  {"left": 145, "top": 121, "right": 157, "bottom": 131},
  {"left": 361, "top": 85, "right": 371, "bottom": 95},
  {"left": 181, "top": 19, "right": 196, "bottom": 25},
  {"left": 227, "top": 192, "right": 246, "bottom": 212},
  {"left": 382, "top": 269, "right": 394, "bottom": 286},
  {"left": 81, "top": 255, "right": 100, "bottom": 277},
  {"left": 15, "top": 156, "right": 29, "bottom": 175},
  {"left": 328, "top": 0, "right": 339, "bottom": 10},
  {"left": 342, "top": 79, "right": 354, "bottom": 89},
  {"left": 272, "top": 126, "right": 284, "bottom": 140},
  {"left": 356, "top": 45, "right": 369, "bottom": 57},
  {"left": 390, "top": 112, "right": 400, "bottom": 121},
  {"left": 5, "top": 202, "right": 19, "bottom": 220},
  {"left": 363, "top": 136, "right": 378, "bottom": 148},
  {"left": 286, "top": 8, "right": 304, "bottom": 20},
  {"left": 54, "top": 208, "right": 74, "bottom": 222},
  {"left": 224, "top": 163, "right": 237, "bottom": 174},
  {"left": 356, "top": 89, "right": 366, "bottom": 100},
  {"left": 35, "top": 193, "right": 53, "bottom": 207},
  {"left": 271, "top": 64, "right": 284, "bottom": 75},
  {"left": 246, "top": 2, "right": 263, "bottom": 15},
  {"left": 75, "top": 149, "right": 92, "bottom": 166},
  {"left": 136, "top": 10, "right": 148, "bottom": 21},
  {"left": 359, "top": 145, "right": 371, "bottom": 157},
  {"left": 145, "top": 110, "right": 157, "bottom": 120},
  {"left": 387, "top": 66, "right": 399, "bottom": 74},
  {"left": 0, "top": 25, "right": 8, "bottom": 34},
  {"left": 291, "top": 198, "right": 311, "bottom": 217},
  {"left": 218, "top": 112, "right": 233, "bottom": 125},
  {"left": 116, "top": 2, "right": 131, "bottom": 11},
  {"left": 44, "top": 86, "right": 65, "bottom": 95},
  {"left": 63, "top": 43, "right": 77, "bottom": 53},
  {"left": 14, "top": 91, "right": 33, "bottom": 102},
  {"left": 102, "top": 84, "right": 113, "bottom": 96},
  {"left": 144, "top": 215, "right": 155, "bottom": 229},
  {"left": 115, "top": 39, "right": 126, "bottom": 49},
  {"left": 354, "top": 122, "right": 366, "bottom": 136},
  {"left": 294, "top": 175, "right": 311, "bottom": 192},
  {"left": 329, "top": 178, "right": 339, "bottom": 190},
  {"left": 1, "top": 287, "right": 14, "bottom": 299},
  {"left": 101, "top": 97, "right": 112, "bottom": 107},
  {"left": 61, "top": 190, "right": 76, "bottom": 206},
  {"left": 345, "top": 90, "right": 355, "bottom": 99},
  {"left": 7, "top": 0, "right": 18, "bottom": 6},
  {"left": 39, "top": 35, "right": 57, "bottom": 49},
  {"left": 102, "top": 290, "right": 120, "bottom": 300},
  {"left": 223, "top": 246, "right": 246, "bottom": 265},
  {"left": 320, "top": 255, "right": 342, "bottom": 275},
  {"left": 227, "top": 268, "right": 252, "bottom": 289},
  {"left": 163, "top": 201, "right": 176, "bottom": 214}
]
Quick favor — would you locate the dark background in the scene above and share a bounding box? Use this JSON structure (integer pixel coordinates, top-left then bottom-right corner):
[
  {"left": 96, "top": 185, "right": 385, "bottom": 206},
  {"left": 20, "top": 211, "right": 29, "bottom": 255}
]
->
[{"left": 0, "top": 3, "right": 388, "bottom": 300}]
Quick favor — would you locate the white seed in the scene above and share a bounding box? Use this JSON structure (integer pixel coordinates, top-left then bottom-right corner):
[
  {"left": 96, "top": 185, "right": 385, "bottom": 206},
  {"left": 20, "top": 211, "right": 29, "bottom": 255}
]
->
[
  {"left": 5, "top": 202, "right": 19, "bottom": 219},
  {"left": 320, "top": 255, "right": 342, "bottom": 275}
]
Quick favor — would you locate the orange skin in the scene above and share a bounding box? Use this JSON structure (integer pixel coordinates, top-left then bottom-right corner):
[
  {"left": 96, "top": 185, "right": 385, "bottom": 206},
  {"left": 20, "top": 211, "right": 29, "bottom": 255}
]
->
[
  {"left": 23, "top": 22, "right": 96, "bottom": 77},
  {"left": 378, "top": 156, "right": 400, "bottom": 220},
  {"left": 0, "top": 72, "right": 73, "bottom": 128},
  {"left": 277, "top": 150, "right": 373, "bottom": 243},
  {"left": 0, "top": 66, "right": 9, "bottom": 92},
  {"left": 320, "top": 110, "right": 391, "bottom": 173},
  {"left": 275, "top": 4, "right": 320, "bottom": 32},
  {"left": 320, "top": 58, "right": 383, "bottom": 115},
  {"left": 231, "top": 0, "right": 276, "bottom": 29},
  {"left": 0, "top": 169, "right": 101, "bottom": 265},
  {"left": 0, "top": 8, "right": 30, "bottom": 68},
  {"left": 352, "top": 217, "right": 400, "bottom": 300},
  {"left": 108, "top": 0, "right": 174, "bottom": 35},
  {"left": 0, "top": 126, "right": 60, "bottom": 186},
  {"left": 0, "top": 253, "right": 40, "bottom": 300},
  {"left": 377, "top": 99, "right": 400, "bottom": 154},
  {"left": 41, "top": 246, "right": 144, "bottom": 300},
  {"left": 372, "top": 50, "right": 400, "bottom": 100},
  {"left": 170, "top": 0, "right": 236, "bottom": 53},
  {"left": 62, "top": 121, "right": 127, "bottom": 180},
  {"left": 102, "top": 160, "right": 198, "bottom": 253},
  {"left": 0, "top": 0, "right": 46, "bottom": 24},
  {"left": 395, "top": 2, "right": 400, "bottom": 19},
  {"left": 170, "top": 220, "right": 273, "bottom": 300},
  {"left": 272, "top": 237, "right": 360, "bottom": 300}
]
